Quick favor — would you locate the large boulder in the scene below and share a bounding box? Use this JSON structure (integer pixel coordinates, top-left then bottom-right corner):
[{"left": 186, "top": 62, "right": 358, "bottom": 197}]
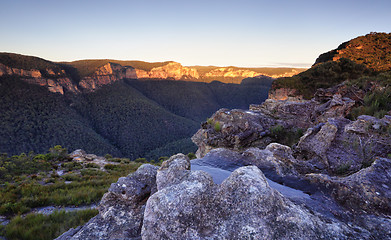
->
[
  {"left": 57, "top": 164, "right": 159, "bottom": 240},
  {"left": 141, "top": 155, "right": 353, "bottom": 239}
]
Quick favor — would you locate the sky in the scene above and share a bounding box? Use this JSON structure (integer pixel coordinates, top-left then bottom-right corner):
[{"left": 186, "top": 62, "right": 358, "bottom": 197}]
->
[{"left": 1, "top": 0, "right": 390, "bottom": 68}]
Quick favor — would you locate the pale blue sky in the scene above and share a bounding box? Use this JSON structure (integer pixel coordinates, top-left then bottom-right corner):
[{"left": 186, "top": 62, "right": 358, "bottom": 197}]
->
[{"left": 1, "top": 0, "right": 390, "bottom": 67}]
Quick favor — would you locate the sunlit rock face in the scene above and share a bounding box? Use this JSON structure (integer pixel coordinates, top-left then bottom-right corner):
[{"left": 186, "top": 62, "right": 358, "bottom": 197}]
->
[
  {"left": 205, "top": 67, "right": 261, "bottom": 78},
  {"left": 136, "top": 62, "right": 200, "bottom": 80},
  {"left": 0, "top": 63, "right": 79, "bottom": 94},
  {"left": 79, "top": 62, "right": 137, "bottom": 91}
]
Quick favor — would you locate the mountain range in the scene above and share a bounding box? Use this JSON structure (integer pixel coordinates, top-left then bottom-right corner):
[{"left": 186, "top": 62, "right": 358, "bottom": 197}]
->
[{"left": 0, "top": 53, "right": 298, "bottom": 159}]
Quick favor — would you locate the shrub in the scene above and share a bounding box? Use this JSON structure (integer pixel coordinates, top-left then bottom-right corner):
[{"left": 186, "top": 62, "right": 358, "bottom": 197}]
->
[
  {"left": 85, "top": 163, "right": 100, "bottom": 168},
  {"left": 187, "top": 152, "right": 197, "bottom": 160},
  {"left": 47, "top": 145, "right": 68, "bottom": 161},
  {"left": 63, "top": 173, "right": 81, "bottom": 182},
  {"left": 120, "top": 158, "right": 130, "bottom": 164},
  {"left": 158, "top": 156, "right": 169, "bottom": 162},
  {"left": 214, "top": 122, "right": 221, "bottom": 132},
  {"left": 104, "top": 164, "right": 118, "bottom": 170},
  {"left": 61, "top": 162, "right": 83, "bottom": 172},
  {"left": 135, "top": 158, "right": 147, "bottom": 163}
]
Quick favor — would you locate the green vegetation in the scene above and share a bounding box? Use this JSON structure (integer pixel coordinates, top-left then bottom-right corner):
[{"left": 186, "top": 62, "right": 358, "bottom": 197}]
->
[
  {"left": 0, "top": 75, "right": 122, "bottom": 157},
  {"left": 348, "top": 71, "right": 391, "bottom": 120},
  {"left": 0, "top": 146, "right": 149, "bottom": 240},
  {"left": 0, "top": 52, "right": 272, "bottom": 160},
  {"left": 3, "top": 209, "right": 98, "bottom": 240},
  {"left": 214, "top": 122, "right": 222, "bottom": 132},
  {"left": 269, "top": 125, "right": 304, "bottom": 147},
  {"left": 0, "top": 147, "right": 142, "bottom": 216},
  {"left": 187, "top": 152, "right": 197, "bottom": 160},
  {"left": 273, "top": 58, "right": 373, "bottom": 99},
  {"left": 127, "top": 79, "right": 272, "bottom": 122},
  {"left": 315, "top": 32, "right": 391, "bottom": 72},
  {"left": 73, "top": 81, "right": 199, "bottom": 159}
]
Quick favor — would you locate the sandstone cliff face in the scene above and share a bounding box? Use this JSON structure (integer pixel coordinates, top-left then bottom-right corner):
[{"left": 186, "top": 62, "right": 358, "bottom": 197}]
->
[
  {"left": 205, "top": 67, "right": 260, "bottom": 78},
  {"left": 0, "top": 63, "right": 79, "bottom": 94},
  {"left": 79, "top": 62, "right": 137, "bottom": 91},
  {"left": 135, "top": 62, "right": 199, "bottom": 80}
]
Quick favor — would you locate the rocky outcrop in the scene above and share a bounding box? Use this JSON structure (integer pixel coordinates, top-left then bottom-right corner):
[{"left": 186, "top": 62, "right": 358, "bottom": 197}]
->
[
  {"left": 307, "top": 157, "right": 391, "bottom": 214},
  {"left": 192, "top": 94, "right": 359, "bottom": 158},
  {"left": 0, "top": 63, "right": 42, "bottom": 78},
  {"left": 314, "top": 82, "right": 366, "bottom": 103},
  {"left": 191, "top": 108, "right": 280, "bottom": 158},
  {"left": 295, "top": 115, "right": 391, "bottom": 174},
  {"left": 68, "top": 149, "right": 118, "bottom": 170},
  {"left": 204, "top": 67, "right": 301, "bottom": 80},
  {"left": 57, "top": 164, "right": 159, "bottom": 240}
]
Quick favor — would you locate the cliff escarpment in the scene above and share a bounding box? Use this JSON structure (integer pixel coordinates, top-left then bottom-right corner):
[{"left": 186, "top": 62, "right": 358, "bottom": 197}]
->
[{"left": 0, "top": 52, "right": 305, "bottom": 94}]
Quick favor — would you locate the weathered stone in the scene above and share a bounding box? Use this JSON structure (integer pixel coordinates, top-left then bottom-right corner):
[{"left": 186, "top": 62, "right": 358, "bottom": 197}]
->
[
  {"left": 192, "top": 108, "right": 280, "bottom": 158},
  {"left": 142, "top": 161, "right": 353, "bottom": 239},
  {"left": 156, "top": 153, "right": 190, "bottom": 190},
  {"left": 296, "top": 120, "right": 339, "bottom": 166},
  {"left": 314, "top": 82, "right": 366, "bottom": 103},
  {"left": 314, "top": 94, "right": 355, "bottom": 123},
  {"left": 242, "top": 144, "right": 300, "bottom": 177},
  {"left": 251, "top": 99, "right": 317, "bottom": 129},
  {"left": 307, "top": 157, "right": 391, "bottom": 215},
  {"left": 69, "top": 149, "right": 86, "bottom": 158},
  {"left": 84, "top": 154, "right": 98, "bottom": 161},
  {"left": 56, "top": 164, "right": 159, "bottom": 240},
  {"left": 295, "top": 116, "right": 391, "bottom": 174}
]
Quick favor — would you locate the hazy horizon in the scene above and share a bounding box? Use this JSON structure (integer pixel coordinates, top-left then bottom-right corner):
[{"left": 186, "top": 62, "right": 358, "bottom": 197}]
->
[{"left": 1, "top": 0, "right": 390, "bottom": 68}]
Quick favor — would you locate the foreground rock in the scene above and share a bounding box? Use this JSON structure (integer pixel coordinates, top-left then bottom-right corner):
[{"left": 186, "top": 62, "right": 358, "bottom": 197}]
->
[
  {"left": 58, "top": 152, "right": 391, "bottom": 239},
  {"left": 57, "top": 164, "right": 158, "bottom": 240},
  {"left": 142, "top": 155, "right": 353, "bottom": 239}
]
